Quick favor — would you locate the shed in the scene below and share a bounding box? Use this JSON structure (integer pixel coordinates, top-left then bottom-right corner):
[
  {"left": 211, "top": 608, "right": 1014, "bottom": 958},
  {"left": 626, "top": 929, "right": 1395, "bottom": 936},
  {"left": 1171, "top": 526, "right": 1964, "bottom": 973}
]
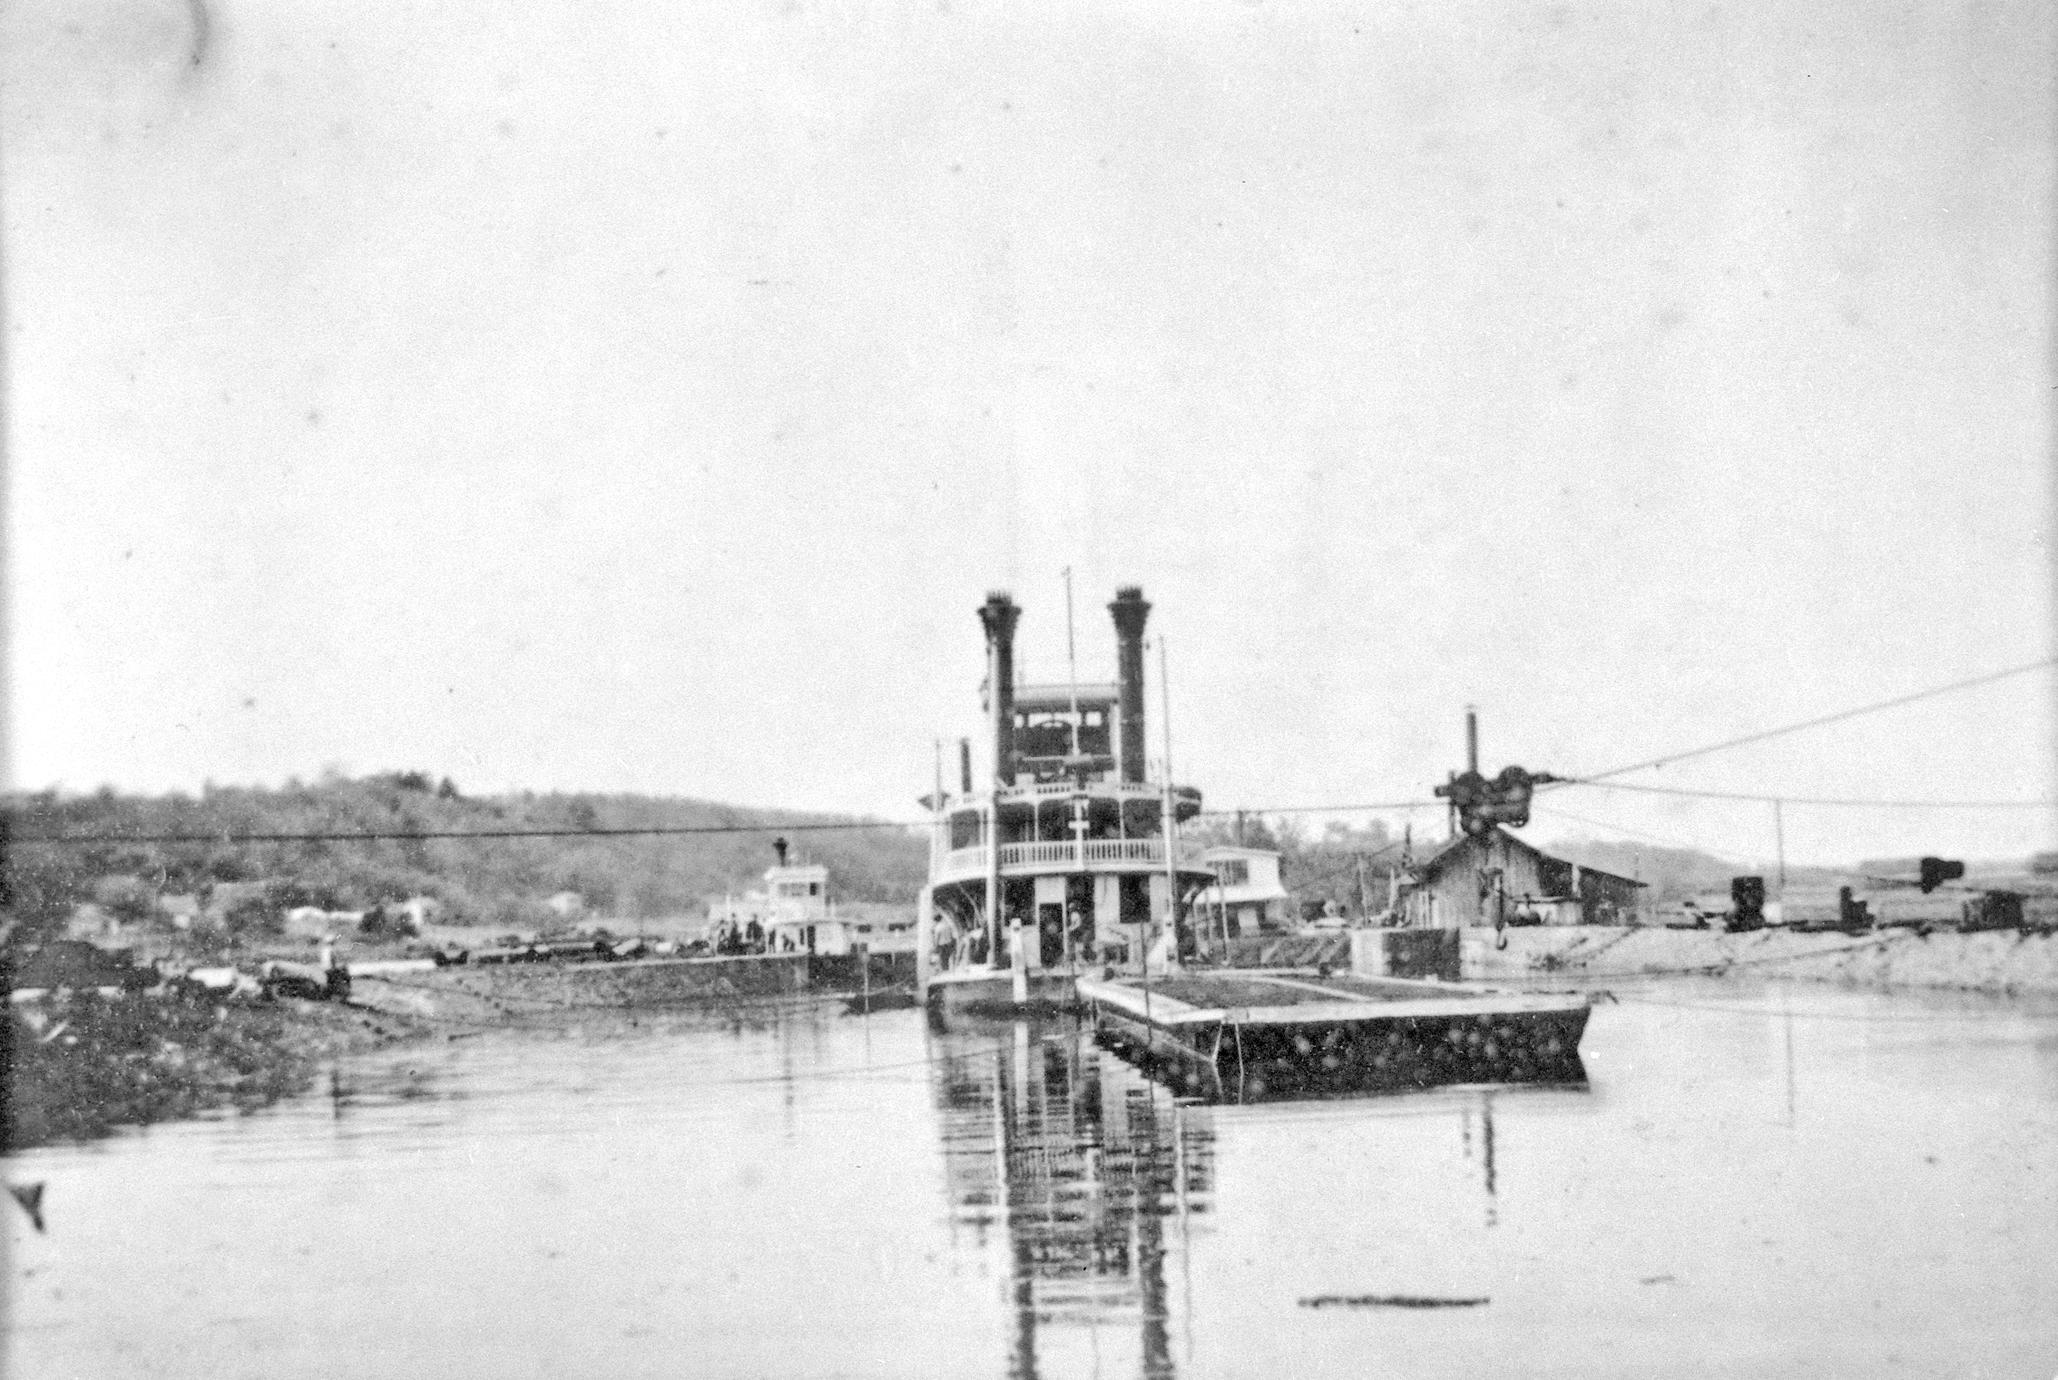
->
[{"left": 1403, "top": 828, "right": 1644, "bottom": 928}]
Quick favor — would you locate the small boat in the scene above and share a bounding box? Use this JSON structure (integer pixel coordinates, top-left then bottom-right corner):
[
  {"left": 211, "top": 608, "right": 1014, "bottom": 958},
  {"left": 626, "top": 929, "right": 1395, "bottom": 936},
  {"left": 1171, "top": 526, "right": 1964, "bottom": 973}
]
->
[
  {"left": 916, "top": 586, "right": 1218, "bottom": 1015},
  {"left": 842, "top": 984, "right": 920, "bottom": 1015},
  {"left": 1077, "top": 968, "right": 1594, "bottom": 1100}
]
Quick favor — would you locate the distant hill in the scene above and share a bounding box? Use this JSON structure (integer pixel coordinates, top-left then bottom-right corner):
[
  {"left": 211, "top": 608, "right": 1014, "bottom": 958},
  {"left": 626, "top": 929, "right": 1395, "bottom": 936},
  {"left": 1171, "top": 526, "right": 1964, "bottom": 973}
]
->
[
  {"left": 1530, "top": 837, "right": 1835, "bottom": 903},
  {"left": 5, "top": 774, "right": 928, "bottom": 942}
]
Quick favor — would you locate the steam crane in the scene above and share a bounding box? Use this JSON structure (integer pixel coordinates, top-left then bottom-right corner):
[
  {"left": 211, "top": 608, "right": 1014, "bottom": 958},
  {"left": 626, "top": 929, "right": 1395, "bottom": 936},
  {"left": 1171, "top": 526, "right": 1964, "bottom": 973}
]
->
[{"left": 1435, "top": 706, "right": 1560, "bottom": 837}]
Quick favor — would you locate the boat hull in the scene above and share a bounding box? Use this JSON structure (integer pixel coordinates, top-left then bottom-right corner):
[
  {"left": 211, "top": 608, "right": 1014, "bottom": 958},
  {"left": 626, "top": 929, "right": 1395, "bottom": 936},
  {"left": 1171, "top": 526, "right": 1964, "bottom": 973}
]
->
[
  {"left": 1078, "top": 971, "right": 1593, "bottom": 1100},
  {"left": 923, "top": 968, "right": 1080, "bottom": 1016}
]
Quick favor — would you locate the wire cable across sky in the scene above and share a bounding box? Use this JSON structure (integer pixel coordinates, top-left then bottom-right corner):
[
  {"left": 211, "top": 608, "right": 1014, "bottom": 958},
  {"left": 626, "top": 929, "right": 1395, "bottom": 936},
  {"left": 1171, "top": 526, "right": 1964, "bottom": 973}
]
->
[
  {"left": 1557, "top": 656, "right": 2055, "bottom": 787},
  {"left": 13, "top": 659, "right": 2050, "bottom": 846}
]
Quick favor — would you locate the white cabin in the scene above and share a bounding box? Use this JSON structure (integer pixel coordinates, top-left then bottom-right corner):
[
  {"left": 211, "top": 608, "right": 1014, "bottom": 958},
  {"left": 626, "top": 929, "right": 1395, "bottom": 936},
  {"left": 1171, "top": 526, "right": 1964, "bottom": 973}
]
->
[{"left": 1196, "top": 845, "right": 1291, "bottom": 935}]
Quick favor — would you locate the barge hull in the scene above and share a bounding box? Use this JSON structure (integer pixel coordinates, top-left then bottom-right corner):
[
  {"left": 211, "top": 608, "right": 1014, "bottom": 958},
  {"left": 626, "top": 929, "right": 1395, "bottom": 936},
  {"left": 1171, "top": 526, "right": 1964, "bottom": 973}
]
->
[{"left": 1079, "top": 974, "right": 1592, "bottom": 1099}]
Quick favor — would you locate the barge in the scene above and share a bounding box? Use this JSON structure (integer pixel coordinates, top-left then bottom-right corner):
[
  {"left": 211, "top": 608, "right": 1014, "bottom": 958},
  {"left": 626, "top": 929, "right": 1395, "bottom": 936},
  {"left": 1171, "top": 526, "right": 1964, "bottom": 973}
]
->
[
  {"left": 1077, "top": 969, "right": 1594, "bottom": 1100},
  {"left": 916, "top": 586, "right": 1217, "bottom": 1014}
]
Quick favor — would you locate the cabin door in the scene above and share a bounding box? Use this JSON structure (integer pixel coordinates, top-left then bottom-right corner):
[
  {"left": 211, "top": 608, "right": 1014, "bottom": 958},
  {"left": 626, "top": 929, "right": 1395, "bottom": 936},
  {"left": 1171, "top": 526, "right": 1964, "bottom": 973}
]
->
[{"left": 1036, "top": 904, "right": 1065, "bottom": 965}]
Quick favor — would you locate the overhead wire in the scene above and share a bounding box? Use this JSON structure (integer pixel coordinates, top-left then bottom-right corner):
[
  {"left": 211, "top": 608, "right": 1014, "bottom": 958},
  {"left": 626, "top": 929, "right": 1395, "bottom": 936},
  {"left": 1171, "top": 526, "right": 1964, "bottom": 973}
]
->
[
  {"left": 12, "top": 658, "right": 2052, "bottom": 846},
  {"left": 1551, "top": 778, "right": 2056, "bottom": 809},
  {"left": 1527, "top": 802, "right": 1767, "bottom": 867},
  {"left": 6, "top": 817, "right": 925, "bottom": 846},
  {"left": 1552, "top": 655, "right": 2056, "bottom": 787}
]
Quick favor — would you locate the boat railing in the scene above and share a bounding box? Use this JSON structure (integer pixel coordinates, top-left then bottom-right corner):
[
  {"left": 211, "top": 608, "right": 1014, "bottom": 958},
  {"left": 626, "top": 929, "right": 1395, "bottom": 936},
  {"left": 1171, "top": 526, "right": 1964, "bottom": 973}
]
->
[{"left": 930, "top": 837, "right": 1209, "bottom": 882}]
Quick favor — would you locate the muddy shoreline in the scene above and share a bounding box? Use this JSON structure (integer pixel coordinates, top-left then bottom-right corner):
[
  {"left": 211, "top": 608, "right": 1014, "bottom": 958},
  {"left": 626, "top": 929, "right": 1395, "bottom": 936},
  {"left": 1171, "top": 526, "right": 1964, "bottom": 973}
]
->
[
  {"left": 12, "top": 930, "right": 2053, "bottom": 1151},
  {"left": 5, "top": 992, "right": 428, "bottom": 1151}
]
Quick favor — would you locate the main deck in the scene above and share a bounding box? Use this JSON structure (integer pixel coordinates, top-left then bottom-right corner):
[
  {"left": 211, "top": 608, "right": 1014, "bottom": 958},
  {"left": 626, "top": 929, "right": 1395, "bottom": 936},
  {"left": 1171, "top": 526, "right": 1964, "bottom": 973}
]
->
[{"left": 1076, "top": 969, "right": 1595, "bottom": 1100}]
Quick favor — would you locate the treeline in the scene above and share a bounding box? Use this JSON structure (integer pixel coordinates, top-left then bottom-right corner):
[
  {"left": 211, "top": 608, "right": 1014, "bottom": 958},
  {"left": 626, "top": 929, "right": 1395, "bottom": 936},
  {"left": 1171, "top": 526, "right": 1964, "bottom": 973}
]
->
[
  {"left": 1189, "top": 815, "right": 1405, "bottom": 915},
  {"left": 4, "top": 773, "right": 929, "bottom": 942},
  {"left": 1193, "top": 813, "right": 1838, "bottom": 909}
]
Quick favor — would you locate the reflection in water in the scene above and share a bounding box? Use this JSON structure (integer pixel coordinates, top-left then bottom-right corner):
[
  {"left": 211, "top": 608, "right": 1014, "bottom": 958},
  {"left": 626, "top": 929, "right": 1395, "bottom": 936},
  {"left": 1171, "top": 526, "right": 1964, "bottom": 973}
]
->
[
  {"left": 13, "top": 987, "right": 2054, "bottom": 1380},
  {"left": 930, "top": 1017, "right": 1571, "bottom": 1377},
  {"left": 931, "top": 1018, "right": 1212, "bottom": 1380},
  {"left": 1459, "top": 1096, "right": 1499, "bottom": 1227}
]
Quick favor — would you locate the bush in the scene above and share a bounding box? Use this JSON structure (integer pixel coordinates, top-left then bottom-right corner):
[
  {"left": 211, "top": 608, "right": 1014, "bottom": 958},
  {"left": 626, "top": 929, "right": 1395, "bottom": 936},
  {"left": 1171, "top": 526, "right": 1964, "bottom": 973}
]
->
[{"left": 219, "top": 893, "right": 282, "bottom": 939}]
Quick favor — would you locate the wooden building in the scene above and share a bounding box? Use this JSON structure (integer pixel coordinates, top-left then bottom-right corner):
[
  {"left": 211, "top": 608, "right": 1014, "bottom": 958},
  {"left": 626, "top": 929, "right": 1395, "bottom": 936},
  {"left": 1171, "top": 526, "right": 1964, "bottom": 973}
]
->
[{"left": 1403, "top": 827, "right": 1644, "bottom": 928}]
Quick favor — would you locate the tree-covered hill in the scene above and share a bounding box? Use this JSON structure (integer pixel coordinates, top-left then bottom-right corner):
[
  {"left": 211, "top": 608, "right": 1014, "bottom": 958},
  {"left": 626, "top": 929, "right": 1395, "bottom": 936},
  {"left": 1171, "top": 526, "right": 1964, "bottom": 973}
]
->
[{"left": 5, "top": 773, "right": 928, "bottom": 941}]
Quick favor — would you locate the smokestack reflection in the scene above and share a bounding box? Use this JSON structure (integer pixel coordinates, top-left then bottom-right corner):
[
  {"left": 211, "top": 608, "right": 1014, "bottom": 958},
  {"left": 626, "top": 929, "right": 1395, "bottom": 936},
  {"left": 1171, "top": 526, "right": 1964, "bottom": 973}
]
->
[{"left": 930, "top": 1021, "right": 1213, "bottom": 1379}]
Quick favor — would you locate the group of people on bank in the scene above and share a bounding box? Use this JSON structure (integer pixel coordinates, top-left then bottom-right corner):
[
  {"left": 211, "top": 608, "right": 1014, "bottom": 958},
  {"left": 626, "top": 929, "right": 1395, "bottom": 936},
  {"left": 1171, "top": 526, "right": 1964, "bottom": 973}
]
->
[{"left": 707, "top": 918, "right": 812, "bottom": 956}]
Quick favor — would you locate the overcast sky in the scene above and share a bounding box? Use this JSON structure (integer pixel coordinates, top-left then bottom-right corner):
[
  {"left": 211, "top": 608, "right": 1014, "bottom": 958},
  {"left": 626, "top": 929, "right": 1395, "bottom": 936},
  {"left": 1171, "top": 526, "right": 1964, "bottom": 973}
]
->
[{"left": 4, "top": 0, "right": 2052, "bottom": 866}]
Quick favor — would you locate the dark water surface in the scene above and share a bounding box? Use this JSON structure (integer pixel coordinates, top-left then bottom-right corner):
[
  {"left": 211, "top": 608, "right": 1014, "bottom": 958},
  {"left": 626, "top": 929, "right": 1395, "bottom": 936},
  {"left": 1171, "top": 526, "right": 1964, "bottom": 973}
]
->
[{"left": 7, "top": 981, "right": 2056, "bottom": 1378}]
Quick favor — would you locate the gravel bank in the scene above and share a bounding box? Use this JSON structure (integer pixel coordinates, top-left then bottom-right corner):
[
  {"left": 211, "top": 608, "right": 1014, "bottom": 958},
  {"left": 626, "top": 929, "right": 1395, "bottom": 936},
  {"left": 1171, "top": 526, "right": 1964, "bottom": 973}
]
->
[{"left": 1462, "top": 925, "right": 2058, "bottom": 995}]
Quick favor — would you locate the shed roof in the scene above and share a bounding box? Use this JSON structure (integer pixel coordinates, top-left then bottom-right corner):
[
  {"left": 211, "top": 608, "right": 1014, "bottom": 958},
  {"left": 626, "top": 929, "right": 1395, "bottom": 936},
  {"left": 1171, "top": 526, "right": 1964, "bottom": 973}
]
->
[{"left": 1416, "top": 828, "right": 1645, "bottom": 889}]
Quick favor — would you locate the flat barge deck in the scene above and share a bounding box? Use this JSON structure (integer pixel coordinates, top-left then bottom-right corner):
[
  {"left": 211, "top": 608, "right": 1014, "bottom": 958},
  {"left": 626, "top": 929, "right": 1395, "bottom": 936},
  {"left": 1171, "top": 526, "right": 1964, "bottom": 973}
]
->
[{"left": 1076, "top": 969, "right": 1594, "bottom": 1099}]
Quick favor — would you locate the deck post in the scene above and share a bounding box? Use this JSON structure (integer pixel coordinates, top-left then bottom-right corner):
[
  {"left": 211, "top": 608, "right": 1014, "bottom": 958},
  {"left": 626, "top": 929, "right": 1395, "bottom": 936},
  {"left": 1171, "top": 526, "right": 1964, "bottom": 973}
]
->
[{"left": 985, "top": 798, "right": 1001, "bottom": 970}]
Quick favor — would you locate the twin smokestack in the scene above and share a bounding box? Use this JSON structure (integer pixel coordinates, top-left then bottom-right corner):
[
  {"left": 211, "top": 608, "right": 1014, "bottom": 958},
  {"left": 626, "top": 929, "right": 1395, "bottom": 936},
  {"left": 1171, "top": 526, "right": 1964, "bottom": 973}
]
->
[{"left": 978, "top": 586, "right": 1152, "bottom": 788}]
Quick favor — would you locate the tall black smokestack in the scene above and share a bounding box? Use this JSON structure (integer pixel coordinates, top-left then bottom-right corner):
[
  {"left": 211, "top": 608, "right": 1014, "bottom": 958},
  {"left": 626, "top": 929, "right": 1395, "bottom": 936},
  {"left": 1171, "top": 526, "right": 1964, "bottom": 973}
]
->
[
  {"left": 958, "top": 737, "right": 973, "bottom": 794},
  {"left": 1109, "top": 586, "right": 1151, "bottom": 784},
  {"left": 978, "top": 592, "right": 1022, "bottom": 786}
]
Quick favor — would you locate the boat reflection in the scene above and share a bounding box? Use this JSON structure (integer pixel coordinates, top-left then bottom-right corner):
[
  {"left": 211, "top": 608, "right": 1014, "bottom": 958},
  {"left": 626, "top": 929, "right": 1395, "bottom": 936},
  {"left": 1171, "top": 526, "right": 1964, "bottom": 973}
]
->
[
  {"left": 931, "top": 1016, "right": 1209, "bottom": 1380},
  {"left": 929, "top": 1013, "right": 1594, "bottom": 1376}
]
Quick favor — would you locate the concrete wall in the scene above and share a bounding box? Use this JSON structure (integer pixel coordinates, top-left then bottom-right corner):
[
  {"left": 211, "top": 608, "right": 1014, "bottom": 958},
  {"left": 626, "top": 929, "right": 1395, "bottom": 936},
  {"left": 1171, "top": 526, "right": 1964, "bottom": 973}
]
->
[{"left": 1456, "top": 924, "right": 2058, "bottom": 995}]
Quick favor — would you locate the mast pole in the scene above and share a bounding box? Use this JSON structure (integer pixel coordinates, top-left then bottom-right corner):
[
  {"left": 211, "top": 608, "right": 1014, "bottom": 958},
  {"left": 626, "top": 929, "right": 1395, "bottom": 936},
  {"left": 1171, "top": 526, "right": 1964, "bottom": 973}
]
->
[
  {"left": 1064, "top": 567, "right": 1081, "bottom": 758},
  {"left": 988, "top": 630, "right": 1003, "bottom": 968},
  {"left": 1773, "top": 798, "right": 1787, "bottom": 898},
  {"left": 1159, "top": 634, "right": 1180, "bottom": 974}
]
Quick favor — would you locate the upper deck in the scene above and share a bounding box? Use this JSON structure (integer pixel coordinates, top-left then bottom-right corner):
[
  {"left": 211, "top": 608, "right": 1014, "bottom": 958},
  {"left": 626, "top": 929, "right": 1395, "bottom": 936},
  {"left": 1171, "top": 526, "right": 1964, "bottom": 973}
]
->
[
  {"left": 929, "top": 834, "right": 1216, "bottom": 887},
  {"left": 925, "top": 774, "right": 1209, "bottom": 888}
]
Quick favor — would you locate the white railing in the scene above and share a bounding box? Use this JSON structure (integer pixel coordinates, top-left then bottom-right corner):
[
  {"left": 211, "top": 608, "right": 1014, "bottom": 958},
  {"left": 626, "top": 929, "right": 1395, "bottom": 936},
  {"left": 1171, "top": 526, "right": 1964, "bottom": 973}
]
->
[
  {"left": 1008, "top": 841, "right": 1077, "bottom": 865},
  {"left": 984, "top": 779, "right": 1179, "bottom": 804},
  {"left": 930, "top": 837, "right": 1208, "bottom": 882},
  {"left": 928, "top": 779, "right": 1193, "bottom": 812},
  {"left": 939, "top": 846, "right": 989, "bottom": 876}
]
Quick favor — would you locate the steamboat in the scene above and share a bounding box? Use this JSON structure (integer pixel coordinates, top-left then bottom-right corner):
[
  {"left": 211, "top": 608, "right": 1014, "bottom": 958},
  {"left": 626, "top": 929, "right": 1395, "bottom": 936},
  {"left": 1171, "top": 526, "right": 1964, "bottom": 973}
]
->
[{"left": 915, "top": 586, "right": 1215, "bottom": 1013}]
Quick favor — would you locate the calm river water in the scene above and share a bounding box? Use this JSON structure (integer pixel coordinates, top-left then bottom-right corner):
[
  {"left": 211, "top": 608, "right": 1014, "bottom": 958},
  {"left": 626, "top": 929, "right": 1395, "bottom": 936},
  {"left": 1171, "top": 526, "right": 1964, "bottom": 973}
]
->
[{"left": 6, "top": 979, "right": 2056, "bottom": 1379}]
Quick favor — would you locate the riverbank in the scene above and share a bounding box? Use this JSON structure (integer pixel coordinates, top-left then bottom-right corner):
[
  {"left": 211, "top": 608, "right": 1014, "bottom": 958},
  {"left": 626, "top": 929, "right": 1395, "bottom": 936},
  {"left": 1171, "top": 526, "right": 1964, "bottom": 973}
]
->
[
  {"left": 1460, "top": 925, "right": 2058, "bottom": 994},
  {"left": 345, "top": 950, "right": 914, "bottom": 1029},
  {"left": 6, "top": 992, "right": 428, "bottom": 1151}
]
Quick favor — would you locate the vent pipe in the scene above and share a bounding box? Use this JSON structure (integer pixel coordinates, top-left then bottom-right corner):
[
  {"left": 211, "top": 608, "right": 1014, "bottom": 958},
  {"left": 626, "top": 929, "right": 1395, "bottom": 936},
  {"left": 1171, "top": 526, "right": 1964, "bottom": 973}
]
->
[
  {"left": 772, "top": 836, "right": 789, "bottom": 867},
  {"left": 1109, "top": 586, "right": 1151, "bottom": 784},
  {"left": 978, "top": 592, "right": 1022, "bottom": 787}
]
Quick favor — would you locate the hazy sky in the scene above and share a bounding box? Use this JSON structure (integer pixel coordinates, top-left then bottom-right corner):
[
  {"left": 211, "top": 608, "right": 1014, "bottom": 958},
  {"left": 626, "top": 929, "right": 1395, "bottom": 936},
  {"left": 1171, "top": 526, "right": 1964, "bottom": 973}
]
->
[{"left": 4, "top": 0, "right": 2052, "bottom": 866}]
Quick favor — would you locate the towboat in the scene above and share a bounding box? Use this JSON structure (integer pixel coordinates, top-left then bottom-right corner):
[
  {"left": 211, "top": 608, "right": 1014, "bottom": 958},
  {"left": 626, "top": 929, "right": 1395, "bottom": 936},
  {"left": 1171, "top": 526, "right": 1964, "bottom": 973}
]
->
[{"left": 916, "top": 586, "right": 1218, "bottom": 1015}]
